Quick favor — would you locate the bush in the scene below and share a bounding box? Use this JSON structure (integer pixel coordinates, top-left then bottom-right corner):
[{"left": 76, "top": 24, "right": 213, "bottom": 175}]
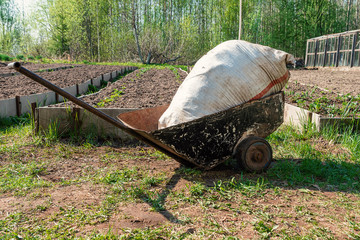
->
[
  {"left": 0, "top": 54, "right": 12, "bottom": 61},
  {"left": 35, "top": 55, "right": 43, "bottom": 60},
  {"left": 16, "top": 55, "right": 25, "bottom": 60},
  {"left": 27, "top": 56, "right": 35, "bottom": 60}
]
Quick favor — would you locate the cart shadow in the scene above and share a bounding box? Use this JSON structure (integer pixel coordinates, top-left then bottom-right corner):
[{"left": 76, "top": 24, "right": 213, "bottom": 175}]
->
[
  {"left": 145, "top": 156, "right": 360, "bottom": 224},
  {"left": 121, "top": 152, "right": 359, "bottom": 224},
  {"left": 140, "top": 173, "right": 183, "bottom": 224}
]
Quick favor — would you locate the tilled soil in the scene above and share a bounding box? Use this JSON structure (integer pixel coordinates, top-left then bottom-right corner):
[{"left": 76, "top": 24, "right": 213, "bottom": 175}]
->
[
  {"left": 58, "top": 68, "right": 187, "bottom": 109},
  {"left": 0, "top": 64, "right": 127, "bottom": 100},
  {"left": 289, "top": 68, "right": 360, "bottom": 96},
  {"left": 3, "top": 62, "right": 359, "bottom": 117},
  {"left": 0, "top": 62, "right": 76, "bottom": 75},
  {"left": 57, "top": 68, "right": 360, "bottom": 118}
]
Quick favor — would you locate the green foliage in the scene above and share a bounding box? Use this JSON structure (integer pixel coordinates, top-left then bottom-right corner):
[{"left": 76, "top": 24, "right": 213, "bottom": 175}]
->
[
  {"left": 97, "top": 88, "right": 125, "bottom": 107},
  {"left": 4, "top": 0, "right": 360, "bottom": 60},
  {"left": 0, "top": 54, "right": 12, "bottom": 61},
  {"left": 86, "top": 84, "right": 99, "bottom": 94},
  {"left": 16, "top": 54, "right": 25, "bottom": 60}
]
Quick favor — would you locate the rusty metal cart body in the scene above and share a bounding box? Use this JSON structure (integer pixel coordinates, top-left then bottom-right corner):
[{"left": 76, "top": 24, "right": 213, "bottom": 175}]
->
[{"left": 9, "top": 62, "right": 284, "bottom": 172}]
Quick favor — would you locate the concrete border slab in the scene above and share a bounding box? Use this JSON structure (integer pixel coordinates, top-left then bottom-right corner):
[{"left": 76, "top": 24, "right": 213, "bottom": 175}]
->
[
  {"left": 0, "top": 97, "right": 17, "bottom": 117},
  {"left": 37, "top": 107, "right": 138, "bottom": 140}
]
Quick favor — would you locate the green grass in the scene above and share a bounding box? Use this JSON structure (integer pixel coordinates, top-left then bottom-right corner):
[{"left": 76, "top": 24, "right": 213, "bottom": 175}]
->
[
  {"left": 1, "top": 115, "right": 360, "bottom": 238},
  {"left": 267, "top": 124, "right": 360, "bottom": 191},
  {"left": 26, "top": 58, "right": 190, "bottom": 72}
]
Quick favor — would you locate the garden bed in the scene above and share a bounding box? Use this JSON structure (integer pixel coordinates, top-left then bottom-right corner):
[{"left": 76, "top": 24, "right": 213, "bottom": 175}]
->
[
  {"left": 284, "top": 82, "right": 360, "bottom": 118},
  {"left": 37, "top": 67, "right": 360, "bottom": 139},
  {"left": 56, "top": 68, "right": 360, "bottom": 119},
  {"left": 0, "top": 62, "right": 76, "bottom": 76},
  {"left": 0, "top": 64, "right": 128, "bottom": 100},
  {"left": 56, "top": 67, "right": 187, "bottom": 109}
]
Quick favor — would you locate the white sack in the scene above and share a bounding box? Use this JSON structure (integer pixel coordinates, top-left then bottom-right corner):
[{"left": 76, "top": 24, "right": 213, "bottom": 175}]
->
[{"left": 158, "top": 40, "right": 294, "bottom": 129}]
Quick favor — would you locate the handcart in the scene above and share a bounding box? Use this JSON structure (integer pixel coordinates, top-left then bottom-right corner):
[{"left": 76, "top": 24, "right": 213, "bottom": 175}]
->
[{"left": 8, "top": 62, "right": 284, "bottom": 172}]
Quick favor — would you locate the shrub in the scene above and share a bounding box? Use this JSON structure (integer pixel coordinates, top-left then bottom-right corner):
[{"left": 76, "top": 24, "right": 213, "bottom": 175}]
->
[
  {"left": 0, "top": 54, "right": 12, "bottom": 61},
  {"left": 35, "top": 55, "right": 43, "bottom": 60},
  {"left": 27, "top": 56, "right": 35, "bottom": 60},
  {"left": 16, "top": 55, "right": 25, "bottom": 60}
]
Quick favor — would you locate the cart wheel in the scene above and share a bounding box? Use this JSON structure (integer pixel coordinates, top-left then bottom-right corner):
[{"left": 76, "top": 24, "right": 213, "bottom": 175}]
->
[{"left": 233, "top": 136, "right": 272, "bottom": 172}]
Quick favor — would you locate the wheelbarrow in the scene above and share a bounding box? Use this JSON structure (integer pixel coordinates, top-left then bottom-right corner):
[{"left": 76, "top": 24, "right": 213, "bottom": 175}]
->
[{"left": 8, "top": 62, "right": 284, "bottom": 172}]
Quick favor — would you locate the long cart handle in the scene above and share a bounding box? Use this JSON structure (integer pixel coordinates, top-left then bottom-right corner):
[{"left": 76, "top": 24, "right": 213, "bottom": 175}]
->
[{"left": 8, "top": 62, "right": 190, "bottom": 165}]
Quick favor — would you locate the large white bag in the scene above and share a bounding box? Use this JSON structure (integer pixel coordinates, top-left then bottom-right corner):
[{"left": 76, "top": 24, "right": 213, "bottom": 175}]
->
[{"left": 158, "top": 40, "right": 294, "bottom": 129}]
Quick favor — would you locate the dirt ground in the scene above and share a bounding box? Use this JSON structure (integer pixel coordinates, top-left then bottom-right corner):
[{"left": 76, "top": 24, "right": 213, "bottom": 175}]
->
[
  {"left": 0, "top": 64, "right": 127, "bottom": 100},
  {"left": 58, "top": 68, "right": 187, "bottom": 109},
  {"left": 0, "top": 142, "right": 358, "bottom": 238},
  {"left": 0, "top": 62, "right": 76, "bottom": 76},
  {"left": 289, "top": 68, "right": 360, "bottom": 96},
  {"left": 2, "top": 66, "right": 360, "bottom": 238},
  {"left": 56, "top": 67, "right": 360, "bottom": 118},
  {"left": 2, "top": 62, "right": 359, "bottom": 109}
]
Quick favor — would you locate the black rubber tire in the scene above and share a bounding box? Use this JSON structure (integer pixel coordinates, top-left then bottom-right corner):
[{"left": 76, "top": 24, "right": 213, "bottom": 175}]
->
[{"left": 233, "top": 136, "right": 273, "bottom": 173}]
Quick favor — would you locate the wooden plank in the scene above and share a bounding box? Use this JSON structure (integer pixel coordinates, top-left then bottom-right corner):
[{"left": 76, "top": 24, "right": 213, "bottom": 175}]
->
[{"left": 31, "top": 102, "right": 37, "bottom": 133}]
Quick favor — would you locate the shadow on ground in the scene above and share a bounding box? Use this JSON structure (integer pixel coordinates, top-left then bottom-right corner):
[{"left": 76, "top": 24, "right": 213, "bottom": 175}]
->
[{"left": 139, "top": 155, "right": 360, "bottom": 223}]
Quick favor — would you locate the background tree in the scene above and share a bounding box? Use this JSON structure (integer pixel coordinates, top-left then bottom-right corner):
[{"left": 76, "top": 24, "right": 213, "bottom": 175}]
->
[{"left": 1, "top": 0, "right": 360, "bottom": 63}]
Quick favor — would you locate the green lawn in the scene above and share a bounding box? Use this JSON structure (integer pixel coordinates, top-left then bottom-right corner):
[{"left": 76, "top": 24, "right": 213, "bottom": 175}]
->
[{"left": 0, "top": 115, "right": 360, "bottom": 239}]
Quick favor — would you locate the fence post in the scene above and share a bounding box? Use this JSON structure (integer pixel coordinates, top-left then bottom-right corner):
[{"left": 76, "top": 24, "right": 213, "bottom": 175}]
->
[
  {"left": 350, "top": 33, "right": 357, "bottom": 68},
  {"left": 31, "top": 102, "right": 38, "bottom": 134},
  {"left": 305, "top": 40, "right": 309, "bottom": 66},
  {"left": 15, "top": 96, "right": 21, "bottom": 117},
  {"left": 336, "top": 35, "right": 342, "bottom": 67},
  {"left": 323, "top": 39, "right": 329, "bottom": 67},
  {"left": 313, "top": 40, "right": 319, "bottom": 68}
]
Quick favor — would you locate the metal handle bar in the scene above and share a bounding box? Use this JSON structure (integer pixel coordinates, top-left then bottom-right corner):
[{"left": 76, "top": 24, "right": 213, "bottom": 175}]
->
[{"left": 7, "top": 62, "right": 190, "bottom": 165}]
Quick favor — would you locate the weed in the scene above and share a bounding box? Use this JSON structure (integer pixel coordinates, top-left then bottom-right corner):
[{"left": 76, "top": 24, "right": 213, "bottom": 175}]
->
[
  {"left": 0, "top": 162, "right": 51, "bottom": 195},
  {"left": 253, "top": 220, "right": 278, "bottom": 239},
  {"left": 97, "top": 87, "right": 125, "bottom": 107},
  {"left": 189, "top": 183, "right": 207, "bottom": 196}
]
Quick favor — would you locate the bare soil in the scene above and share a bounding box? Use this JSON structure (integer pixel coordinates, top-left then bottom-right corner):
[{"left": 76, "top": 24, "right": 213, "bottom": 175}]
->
[
  {"left": 57, "top": 68, "right": 360, "bottom": 118},
  {"left": 0, "top": 62, "right": 76, "bottom": 75},
  {"left": 289, "top": 68, "right": 360, "bottom": 96},
  {"left": 57, "top": 67, "right": 187, "bottom": 109},
  {"left": 0, "top": 64, "right": 127, "bottom": 100}
]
